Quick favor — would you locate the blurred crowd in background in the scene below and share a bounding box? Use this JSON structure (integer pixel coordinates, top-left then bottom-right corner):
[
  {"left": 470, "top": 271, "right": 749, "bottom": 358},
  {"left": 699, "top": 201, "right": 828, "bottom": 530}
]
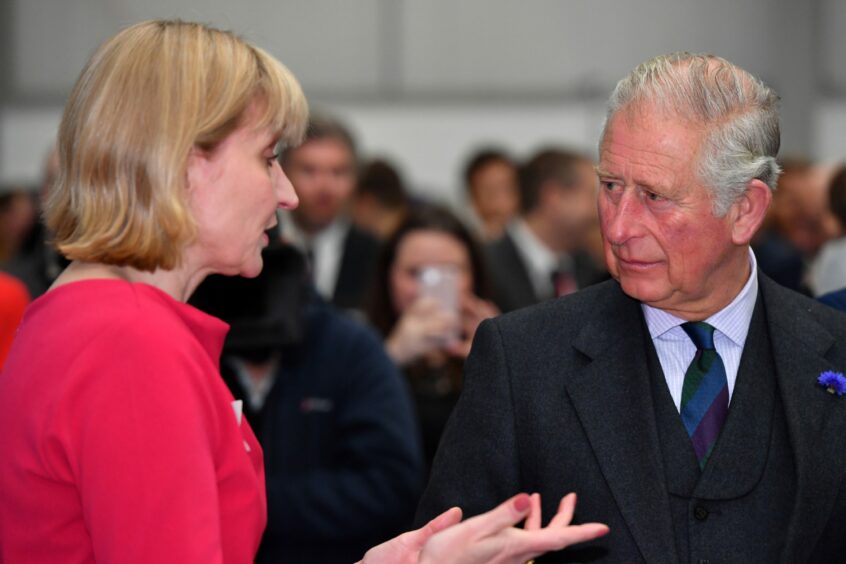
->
[{"left": 2, "top": 111, "right": 846, "bottom": 562}]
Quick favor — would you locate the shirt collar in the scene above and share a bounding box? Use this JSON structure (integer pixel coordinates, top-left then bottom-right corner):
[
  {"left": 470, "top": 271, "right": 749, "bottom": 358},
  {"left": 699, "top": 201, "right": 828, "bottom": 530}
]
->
[
  {"left": 280, "top": 212, "right": 348, "bottom": 250},
  {"left": 508, "top": 218, "right": 560, "bottom": 275},
  {"left": 642, "top": 248, "right": 759, "bottom": 347}
]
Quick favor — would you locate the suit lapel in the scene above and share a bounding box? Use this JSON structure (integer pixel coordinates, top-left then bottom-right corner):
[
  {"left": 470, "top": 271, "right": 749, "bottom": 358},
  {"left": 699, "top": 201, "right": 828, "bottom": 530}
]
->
[
  {"left": 501, "top": 234, "right": 540, "bottom": 307},
  {"left": 565, "top": 285, "right": 679, "bottom": 563},
  {"left": 759, "top": 278, "right": 846, "bottom": 563}
]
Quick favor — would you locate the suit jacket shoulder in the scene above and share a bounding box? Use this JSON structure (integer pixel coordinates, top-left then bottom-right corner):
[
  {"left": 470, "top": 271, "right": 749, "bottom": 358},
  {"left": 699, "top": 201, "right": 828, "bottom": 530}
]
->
[
  {"left": 485, "top": 233, "right": 537, "bottom": 313},
  {"left": 492, "top": 278, "right": 635, "bottom": 357},
  {"left": 333, "top": 225, "right": 381, "bottom": 311}
]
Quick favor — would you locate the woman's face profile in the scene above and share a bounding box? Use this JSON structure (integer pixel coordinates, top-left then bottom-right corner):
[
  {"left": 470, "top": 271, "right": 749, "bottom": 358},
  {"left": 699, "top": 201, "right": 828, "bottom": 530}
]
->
[{"left": 187, "top": 107, "right": 299, "bottom": 279}]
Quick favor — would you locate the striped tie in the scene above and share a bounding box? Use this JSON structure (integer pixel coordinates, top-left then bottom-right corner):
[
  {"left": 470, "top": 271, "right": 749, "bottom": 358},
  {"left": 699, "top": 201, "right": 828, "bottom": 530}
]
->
[{"left": 680, "top": 322, "right": 729, "bottom": 468}]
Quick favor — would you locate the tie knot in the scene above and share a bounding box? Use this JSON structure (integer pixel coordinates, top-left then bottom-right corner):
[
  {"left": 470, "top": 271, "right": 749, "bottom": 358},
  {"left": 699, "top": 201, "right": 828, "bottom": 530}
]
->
[{"left": 681, "top": 321, "right": 716, "bottom": 350}]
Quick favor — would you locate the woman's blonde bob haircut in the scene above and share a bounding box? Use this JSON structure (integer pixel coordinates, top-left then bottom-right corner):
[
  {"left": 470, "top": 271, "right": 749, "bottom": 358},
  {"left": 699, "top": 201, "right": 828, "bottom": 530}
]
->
[{"left": 46, "top": 19, "right": 308, "bottom": 271}]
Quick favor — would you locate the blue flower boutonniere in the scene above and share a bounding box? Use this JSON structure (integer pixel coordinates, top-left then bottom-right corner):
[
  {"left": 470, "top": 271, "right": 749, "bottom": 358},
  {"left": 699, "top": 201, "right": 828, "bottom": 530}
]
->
[{"left": 818, "top": 371, "right": 846, "bottom": 396}]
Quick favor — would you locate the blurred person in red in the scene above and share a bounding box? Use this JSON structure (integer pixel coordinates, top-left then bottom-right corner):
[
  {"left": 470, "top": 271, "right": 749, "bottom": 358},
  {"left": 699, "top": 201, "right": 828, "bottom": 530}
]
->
[{"left": 0, "top": 271, "right": 29, "bottom": 368}]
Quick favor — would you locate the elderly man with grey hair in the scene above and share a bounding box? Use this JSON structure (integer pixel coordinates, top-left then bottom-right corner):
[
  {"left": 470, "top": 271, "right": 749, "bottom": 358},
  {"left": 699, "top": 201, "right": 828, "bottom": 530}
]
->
[{"left": 416, "top": 52, "right": 846, "bottom": 562}]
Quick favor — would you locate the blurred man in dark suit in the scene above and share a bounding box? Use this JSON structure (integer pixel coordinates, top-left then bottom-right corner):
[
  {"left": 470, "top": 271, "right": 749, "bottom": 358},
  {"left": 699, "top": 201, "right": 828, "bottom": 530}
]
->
[
  {"left": 192, "top": 244, "right": 423, "bottom": 563},
  {"left": 486, "top": 148, "right": 607, "bottom": 313},
  {"left": 463, "top": 148, "right": 521, "bottom": 242},
  {"left": 418, "top": 53, "right": 846, "bottom": 563},
  {"left": 280, "top": 115, "right": 380, "bottom": 313}
]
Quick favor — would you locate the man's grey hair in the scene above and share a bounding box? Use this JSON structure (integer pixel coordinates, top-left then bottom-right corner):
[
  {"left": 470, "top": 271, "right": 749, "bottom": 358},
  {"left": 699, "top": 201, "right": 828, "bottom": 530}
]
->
[{"left": 602, "top": 52, "right": 781, "bottom": 216}]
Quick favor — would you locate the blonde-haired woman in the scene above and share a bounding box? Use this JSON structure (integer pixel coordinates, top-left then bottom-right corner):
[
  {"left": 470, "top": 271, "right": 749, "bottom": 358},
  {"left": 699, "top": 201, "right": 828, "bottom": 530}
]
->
[{"left": 0, "top": 20, "right": 606, "bottom": 563}]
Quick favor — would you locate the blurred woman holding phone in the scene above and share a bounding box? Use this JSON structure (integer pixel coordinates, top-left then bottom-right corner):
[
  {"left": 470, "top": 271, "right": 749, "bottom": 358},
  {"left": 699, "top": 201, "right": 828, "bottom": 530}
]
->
[
  {"left": 367, "top": 205, "right": 500, "bottom": 470},
  {"left": 0, "top": 20, "right": 606, "bottom": 563}
]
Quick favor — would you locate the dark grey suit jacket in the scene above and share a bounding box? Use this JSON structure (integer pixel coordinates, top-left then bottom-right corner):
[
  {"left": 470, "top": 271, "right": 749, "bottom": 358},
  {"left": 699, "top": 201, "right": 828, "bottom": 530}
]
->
[
  {"left": 486, "top": 231, "right": 607, "bottom": 313},
  {"left": 416, "top": 274, "right": 846, "bottom": 562},
  {"left": 332, "top": 225, "right": 381, "bottom": 312}
]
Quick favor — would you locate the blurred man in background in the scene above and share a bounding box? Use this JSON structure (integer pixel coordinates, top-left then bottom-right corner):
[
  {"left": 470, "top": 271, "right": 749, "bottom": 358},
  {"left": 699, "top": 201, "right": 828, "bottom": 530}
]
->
[
  {"left": 810, "top": 165, "right": 846, "bottom": 296},
  {"left": 0, "top": 185, "right": 37, "bottom": 268},
  {"left": 192, "top": 244, "right": 423, "bottom": 563},
  {"left": 463, "top": 148, "right": 521, "bottom": 241},
  {"left": 754, "top": 158, "right": 839, "bottom": 293},
  {"left": 1, "top": 148, "right": 67, "bottom": 298},
  {"left": 280, "top": 115, "right": 381, "bottom": 313},
  {"left": 486, "top": 148, "right": 607, "bottom": 313},
  {"left": 351, "top": 158, "right": 410, "bottom": 241}
]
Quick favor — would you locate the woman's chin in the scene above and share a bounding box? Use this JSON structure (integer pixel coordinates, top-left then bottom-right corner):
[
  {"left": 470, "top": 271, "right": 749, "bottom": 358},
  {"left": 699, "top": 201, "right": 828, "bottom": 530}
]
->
[{"left": 239, "top": 260, "right": 264, "bottom": 279}]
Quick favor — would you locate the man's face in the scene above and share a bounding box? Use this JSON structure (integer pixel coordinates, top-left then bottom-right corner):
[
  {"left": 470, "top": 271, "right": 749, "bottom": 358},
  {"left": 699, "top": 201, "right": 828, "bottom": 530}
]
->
[
  {"left": 469, "top": 160, "right": 520, "bottom": 229},
  {"left": 550, "top": 160, "right": 599, "bottom": 248},
  {"left": 596, "top": 106, "right": 748, "bottom": 319},
  {"left": 772, "top": 167, "right": 838, "bottom": 256},
  {"left": 284, "top": 138, "right": 356, "bottom": 233}
]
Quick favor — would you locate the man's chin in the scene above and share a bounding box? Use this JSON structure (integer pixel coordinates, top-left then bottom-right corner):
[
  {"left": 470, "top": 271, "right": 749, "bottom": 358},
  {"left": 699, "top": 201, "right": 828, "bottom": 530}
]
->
[{"left": 617, "top": 277, "right": 671, "bottom": 305}]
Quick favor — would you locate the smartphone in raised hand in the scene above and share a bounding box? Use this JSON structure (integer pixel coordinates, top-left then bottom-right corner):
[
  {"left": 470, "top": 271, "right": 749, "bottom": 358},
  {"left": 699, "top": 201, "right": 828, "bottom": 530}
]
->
[{"left": 417, "top": 264, "right": 460, "bottom": 343}]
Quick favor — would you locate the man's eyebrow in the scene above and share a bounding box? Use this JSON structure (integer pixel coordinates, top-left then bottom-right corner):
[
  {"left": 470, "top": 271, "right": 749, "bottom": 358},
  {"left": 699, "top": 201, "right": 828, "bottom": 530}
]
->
[{"left": 594, "top": 166, "right": 616, "bottom": 177}]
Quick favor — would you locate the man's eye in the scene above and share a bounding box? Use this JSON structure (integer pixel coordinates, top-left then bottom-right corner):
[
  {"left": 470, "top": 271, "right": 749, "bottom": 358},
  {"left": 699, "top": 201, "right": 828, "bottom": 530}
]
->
[
  {"left": 645, "top": 191, "right": 665, "bottom": 202},
  {"left": 602, "top": 181, "right": 618, "bottom": 190}
]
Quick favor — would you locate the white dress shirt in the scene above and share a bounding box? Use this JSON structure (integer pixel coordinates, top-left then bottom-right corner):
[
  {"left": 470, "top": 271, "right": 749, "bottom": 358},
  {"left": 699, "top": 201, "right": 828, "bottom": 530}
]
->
[
  {"left": 508, "top": 219, "right": 573, "bottom": 300},
  {"left": 642, "top": 249, "right": 759, "bottom": 412},
  {"left": 228, "top": 355, "right": 280, "bottom": 412},
  {"left": 810, "top": 237, "right": 846, "bottom": 296},
  {"left": 280, "top": 213, "right": 349, "bottom": 301}
]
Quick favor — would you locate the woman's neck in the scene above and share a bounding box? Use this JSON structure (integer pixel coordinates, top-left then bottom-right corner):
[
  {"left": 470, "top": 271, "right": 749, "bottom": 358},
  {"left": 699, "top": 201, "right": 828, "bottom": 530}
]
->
[{"left": 51, "top": 260, "right": 210, "bottom": 303}]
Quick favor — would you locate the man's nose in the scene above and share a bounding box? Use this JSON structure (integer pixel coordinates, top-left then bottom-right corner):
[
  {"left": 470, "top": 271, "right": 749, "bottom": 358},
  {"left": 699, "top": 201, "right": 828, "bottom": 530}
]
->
[{"left": 604, "top": 190, "right": 643, "bottom": 245}]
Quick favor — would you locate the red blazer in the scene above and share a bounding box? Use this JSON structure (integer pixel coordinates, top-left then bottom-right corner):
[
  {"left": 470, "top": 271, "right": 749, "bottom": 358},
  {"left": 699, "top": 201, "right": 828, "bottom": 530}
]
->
[{"left": 0, "top": 279, "right": 266, "bottom": 563}]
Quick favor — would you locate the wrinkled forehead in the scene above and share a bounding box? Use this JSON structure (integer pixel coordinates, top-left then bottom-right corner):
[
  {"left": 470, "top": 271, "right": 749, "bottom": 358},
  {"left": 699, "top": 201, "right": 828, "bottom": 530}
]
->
[
  {"left": 598, "top": 105, "right": 710, "bottom": 194},
  {"left": 601, "top": 103, "right": 707, "bottom": 158}
]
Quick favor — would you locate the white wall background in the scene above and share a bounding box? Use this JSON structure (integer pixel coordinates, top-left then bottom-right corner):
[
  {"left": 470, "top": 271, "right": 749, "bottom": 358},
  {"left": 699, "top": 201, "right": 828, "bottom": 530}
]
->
[{"left": 3, "top": 0, "right": 846, "bottom": 206}]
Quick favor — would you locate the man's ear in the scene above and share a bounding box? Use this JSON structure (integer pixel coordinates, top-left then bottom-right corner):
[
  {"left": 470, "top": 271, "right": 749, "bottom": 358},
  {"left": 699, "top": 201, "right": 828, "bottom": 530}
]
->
[{"left": 729, "top": 179, "right": 772, "bottom": 245}]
